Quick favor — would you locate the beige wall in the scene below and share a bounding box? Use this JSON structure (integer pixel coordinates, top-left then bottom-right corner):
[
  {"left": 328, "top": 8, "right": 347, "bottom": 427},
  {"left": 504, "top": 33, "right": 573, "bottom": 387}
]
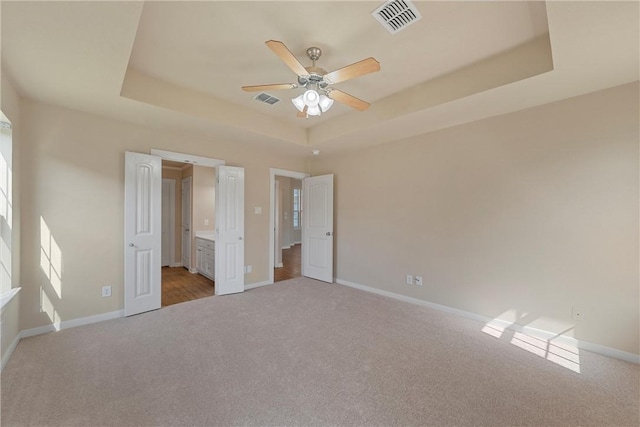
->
[
  {"left": 311, "top": 82, "right": 639, "bottom": 355},
  {"left": 191, "top": 165, "right": 215, "bottom": 266},
  {"left": 19, "top": 99, "right": 307, "bottom": 331},
  {"left": 161, "top": 165, "right": 183, "bottom": 265},
  {"left": 192, "top": 165, "right": 215, "bottom": 235},
  {"left": 0, "top": 71, "right": 21, "bottom": 363}
]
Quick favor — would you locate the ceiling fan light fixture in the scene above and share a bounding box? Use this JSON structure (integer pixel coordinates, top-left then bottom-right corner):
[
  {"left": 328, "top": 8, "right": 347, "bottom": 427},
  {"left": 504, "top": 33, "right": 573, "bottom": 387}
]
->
[
  {"left": 319, "top": 95, "right": 334, "bottom": 111},
  {"left": 247, "top": 40, "right": 379, "bottom": 117},
  {"left": 302, "top": 89, "right": 320, "bottom": 107},
  {"left": 292, "top": 94, "right": 305, "bottom": 112},
  {"left": 306, "top": 105, "right": 322, "bottom": 116}
]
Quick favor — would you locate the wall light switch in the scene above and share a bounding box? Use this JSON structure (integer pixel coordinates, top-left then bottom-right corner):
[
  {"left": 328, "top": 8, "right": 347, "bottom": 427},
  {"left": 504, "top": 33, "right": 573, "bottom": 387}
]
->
[
  {"left": 415, "top": 276, "right": 423, "bottom": 286},
  {"left": 204, "top": 219, "right": 209, "bottom": 226},
  {"left": 101, "top": 286, "right": 112, "bottom": 297},
  {"left": 254, "top": 207, "right": 262, "bottom": 214}
]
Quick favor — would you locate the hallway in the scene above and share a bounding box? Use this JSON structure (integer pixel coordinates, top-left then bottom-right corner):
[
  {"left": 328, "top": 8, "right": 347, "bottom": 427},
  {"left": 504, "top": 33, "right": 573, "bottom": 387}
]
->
[
  {"left": 275, "top": 244, "right": 301, "bottom": 282},
  {"left": 162, "top": 243, "right": 301, "bottom": 307},
  {"left": 161, "top": 267, "right": 214, "bottom": 307}
]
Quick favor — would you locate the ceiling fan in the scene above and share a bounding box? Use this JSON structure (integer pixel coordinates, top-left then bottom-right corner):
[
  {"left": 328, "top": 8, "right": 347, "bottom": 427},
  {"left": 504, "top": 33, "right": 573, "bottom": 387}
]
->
[{"left": 242, "top": 40, "right": 380, "bottom": 118}]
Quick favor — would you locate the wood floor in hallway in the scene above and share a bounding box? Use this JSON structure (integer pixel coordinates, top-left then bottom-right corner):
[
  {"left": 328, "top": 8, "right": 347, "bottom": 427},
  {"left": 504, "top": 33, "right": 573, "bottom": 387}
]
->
[
  {"left": 161, "top": 267, "right": 214, "bottom": 307},
  {"left": 275, "top": 243, "right": 301, "bottom": 282},
  {"left": 162, "top": 243, "right": 300, "bottom": 306}
]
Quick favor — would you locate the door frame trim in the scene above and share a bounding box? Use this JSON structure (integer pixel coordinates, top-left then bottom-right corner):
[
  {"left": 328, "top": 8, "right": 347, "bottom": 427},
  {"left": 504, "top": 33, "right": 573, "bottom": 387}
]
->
[
  {"left": 151, "top": 149, "right": 225, "bottom": 168},
  {"left": 269, "top": 168, "right": 309, "bottom": 285},
  {"left": 161, "top": 178, "right": 176, "bottom": 267},
  {"left": 181, "top": 176, "right": 193, "bottom": 272}
]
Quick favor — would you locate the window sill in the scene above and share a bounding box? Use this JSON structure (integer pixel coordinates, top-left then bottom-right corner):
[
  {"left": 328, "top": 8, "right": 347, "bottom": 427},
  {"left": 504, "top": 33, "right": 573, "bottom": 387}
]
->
[{"left": 0, "top": 287, "right": 20, "bottom": 312}]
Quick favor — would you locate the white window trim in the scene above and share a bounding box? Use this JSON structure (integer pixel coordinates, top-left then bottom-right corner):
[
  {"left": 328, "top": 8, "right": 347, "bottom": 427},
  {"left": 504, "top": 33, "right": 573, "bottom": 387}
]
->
[
  {"left": 0, "top": 287, "right": 20, "bottom": 312},
  {"left": 293, "top": 187, "right": 302, "bottom": 230}
]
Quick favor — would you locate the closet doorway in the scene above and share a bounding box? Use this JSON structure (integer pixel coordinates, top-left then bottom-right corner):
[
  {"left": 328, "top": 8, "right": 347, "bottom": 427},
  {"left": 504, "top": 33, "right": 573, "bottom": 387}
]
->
[{"left": 161, "top": 159, "right": 216, "bottom": 307}]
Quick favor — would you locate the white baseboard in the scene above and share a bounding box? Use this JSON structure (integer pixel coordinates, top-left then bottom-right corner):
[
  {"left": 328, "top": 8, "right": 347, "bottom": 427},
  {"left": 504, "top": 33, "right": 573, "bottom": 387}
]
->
[
  {"left": 245, "top": 280, "right": 271, "bottom": 291},
  {"left": 3, "top": 309, "right": 124, "bottom": 372},
  {"left": 275, "top": 262, "right": 283, "bottom": 268},
  {"left": 336, "top": 278, "right": 640, "bottom": 365},
  {"left": 170, "top": 262, "right": 183, "bottom": 268},
  {"left": 21, "top": 309, "right": 125, "bottom": 339},
  {"left": 189, "top": 268, "right": 198, "bottom": 274}
]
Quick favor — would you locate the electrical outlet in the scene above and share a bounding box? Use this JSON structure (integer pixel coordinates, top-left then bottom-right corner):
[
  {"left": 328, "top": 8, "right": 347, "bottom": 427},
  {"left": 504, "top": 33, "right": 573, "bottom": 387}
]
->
[
  {"left": 101, "top": 286, "right": 112, "bottom": 298},
  {"left": 415, "top": 276, "right": 423, "bottom": 286},
  {"left": 204, "top": 219, "right": 209, "bottom": 226},
  {"left": 406, "top": 275, "right": 413, "bottom": 285},
  {"left": 244, "top": 265, "right": 252, "bottom": 274}
]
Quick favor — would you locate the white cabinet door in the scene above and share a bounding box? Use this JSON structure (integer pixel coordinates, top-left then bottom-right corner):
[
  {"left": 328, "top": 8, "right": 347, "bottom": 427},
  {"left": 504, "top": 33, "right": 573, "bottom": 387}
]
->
[
  {"left": 124, "top": 152, "right": 162, "bottom": 316},
  {"left": 302, "top": 174, "right": 334, "bottom": 283},
  {"left": 195, "top": 241, "right": 204, "bottom": 273},
  {"left": 204, "top": 248, "right": 215, "bottom": 279},
  {"left": 215, "top": 166, "right": 245, "bottom": 295}
]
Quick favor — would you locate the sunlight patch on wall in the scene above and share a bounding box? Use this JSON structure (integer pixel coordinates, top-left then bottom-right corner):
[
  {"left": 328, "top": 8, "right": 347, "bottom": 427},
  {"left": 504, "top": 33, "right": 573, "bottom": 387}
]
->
[
  {"left": 40, "top": 286, "right": 58, "bottom": 325},
  {"left": 40, "top": 217, "right": 63, "bottom": 298},
  {"left": 481, "top": 308, "right": 521, "bottom": 338}
]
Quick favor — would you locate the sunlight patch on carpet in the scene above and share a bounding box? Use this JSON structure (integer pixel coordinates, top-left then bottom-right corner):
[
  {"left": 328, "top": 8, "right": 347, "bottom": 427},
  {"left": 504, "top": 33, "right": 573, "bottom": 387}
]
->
[{"left": 482, "top": 310, "right": 581, "bottom": 373}]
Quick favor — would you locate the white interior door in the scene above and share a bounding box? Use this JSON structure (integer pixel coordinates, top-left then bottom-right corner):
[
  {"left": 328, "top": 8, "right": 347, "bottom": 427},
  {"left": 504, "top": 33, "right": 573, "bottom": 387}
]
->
[
  {"left": 302, "top": 174, "right": 334, "bottom": 283},
  {"left": 181, "top": 177, "right": 192, "bottom": 270},
  {"left": 215, "top": 166, "right": 245, "bottom": 295},
  {"left": 124, "top": 152, "right": 162, "bottom": 316}
]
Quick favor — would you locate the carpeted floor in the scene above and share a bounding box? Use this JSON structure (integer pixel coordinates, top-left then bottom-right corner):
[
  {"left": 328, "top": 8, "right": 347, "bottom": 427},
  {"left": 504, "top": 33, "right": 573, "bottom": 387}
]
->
[{"left": 1, "top": 277, "right": 638, "bottom": 426}]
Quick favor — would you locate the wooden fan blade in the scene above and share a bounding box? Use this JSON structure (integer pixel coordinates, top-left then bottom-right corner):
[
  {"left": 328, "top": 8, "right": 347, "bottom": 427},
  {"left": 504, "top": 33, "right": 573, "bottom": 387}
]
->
[
  {"left": 297, "top": 105, "right": 308, "bottom": 118},
  {"left": 241, "top": 83, "right": 297, "bottom": 92},
  {"left": 323, "top": 57, "right": 380, "bottom": 84},
  {"left": 328, "top": 89, "right": 370, "bottom": 111},
  {"left": 265, "top": 40, "right": 309, "bottom": 76}
]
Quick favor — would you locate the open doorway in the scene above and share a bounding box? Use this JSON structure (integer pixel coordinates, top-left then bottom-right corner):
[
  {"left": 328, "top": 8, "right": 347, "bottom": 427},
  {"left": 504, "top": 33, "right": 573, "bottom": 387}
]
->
[
  {"left": 270, "top": 168, "right": 308, "bottom": 283},
  {"left": 125, "top": 150, "right": 243, "bottom": 317},
  {"left": 161, "top": 160, "right": 216, "bottom": 307},
  {"left": 274, "top": 176, "right": 302, "bottom": 282}
]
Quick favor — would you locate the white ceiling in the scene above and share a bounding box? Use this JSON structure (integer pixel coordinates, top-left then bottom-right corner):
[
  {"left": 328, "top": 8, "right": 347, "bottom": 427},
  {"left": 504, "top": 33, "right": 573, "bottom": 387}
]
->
[{"left": 1, "top": 1, "right": 638, "bottom": 158}]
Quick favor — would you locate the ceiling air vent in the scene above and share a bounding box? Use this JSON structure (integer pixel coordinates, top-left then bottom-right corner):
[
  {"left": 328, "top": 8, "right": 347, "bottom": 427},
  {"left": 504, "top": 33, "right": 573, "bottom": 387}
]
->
[
  {"left": 372, "top": 0, "right": 422, "bottom": 34},
  {"left": 254, "top": 92, "right": 280, "bottom": 105}
]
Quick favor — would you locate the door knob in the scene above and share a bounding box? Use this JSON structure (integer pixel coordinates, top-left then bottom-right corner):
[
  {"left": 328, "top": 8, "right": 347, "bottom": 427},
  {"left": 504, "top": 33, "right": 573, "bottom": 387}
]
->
[
  {"left": 239, "top": 237, "right": 243, "bottom": 240},
  {"left": 326, "top": 232, "right": 332, "bottom": 236},
  {"left": 128, "top": 243, "right": 134, "bottom": 247}
]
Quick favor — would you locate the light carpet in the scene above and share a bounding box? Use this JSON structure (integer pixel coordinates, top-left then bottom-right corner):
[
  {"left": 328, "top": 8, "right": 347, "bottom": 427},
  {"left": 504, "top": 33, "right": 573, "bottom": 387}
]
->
[{"left": 1, "top": 277, "right": 638, "bottom": 426}]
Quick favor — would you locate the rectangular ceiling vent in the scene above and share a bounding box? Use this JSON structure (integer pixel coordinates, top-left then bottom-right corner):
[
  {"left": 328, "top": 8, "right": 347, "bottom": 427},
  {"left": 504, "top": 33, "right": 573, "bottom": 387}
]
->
[
  {"left": 254, "top": 92, "right": 280, "bottom": 105},
  {"left": 372, "top": 0, "right": 422, "bottom": 34}
]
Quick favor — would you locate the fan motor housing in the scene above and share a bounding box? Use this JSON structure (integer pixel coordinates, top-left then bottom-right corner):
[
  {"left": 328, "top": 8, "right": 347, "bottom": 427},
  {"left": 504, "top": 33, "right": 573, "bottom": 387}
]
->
[{"left": 298, "top": 69, "right": 329, "bottom": 89}]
